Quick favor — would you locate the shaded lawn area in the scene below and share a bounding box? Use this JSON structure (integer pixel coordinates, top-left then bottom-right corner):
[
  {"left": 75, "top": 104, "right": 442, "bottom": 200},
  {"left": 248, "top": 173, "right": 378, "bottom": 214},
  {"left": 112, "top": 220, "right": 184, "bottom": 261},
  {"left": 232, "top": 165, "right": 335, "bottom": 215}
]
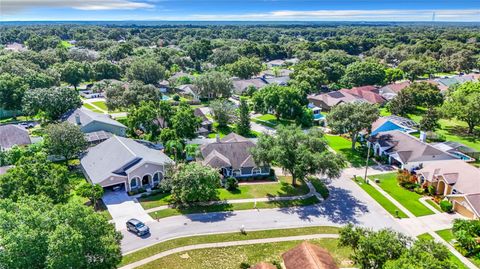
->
[
  {"left": 436, "top": 229, "right": 480, "bottom": 268},
  {"left": 417, "top": 233, "right": 468, "bottom": 269},
  {"left": 252, "top": 114, "right": 293, "bottom": 128},
  {"left": 369, "top": 173, "right": 434, "bottom": 217},
  {"left": 353, "top": 177, "right": 409, "bottom": 218},
  {"left": 139, "top": 176, "right": 309, "bottom": 210},
  {"left": 309, "top": 177, "right": 329, "bottom": 199},
  {"left": 136, "top": 238, "right": 351, "bottom": 269},
  {"left": 149, "top": 196, "right": 319, "bottom": 220},
  {"left": 324, "top": 135, "right": 374, "bottom": 167},
  {"left": 120, "top": 226, "right": 341, "bottom": 266}
]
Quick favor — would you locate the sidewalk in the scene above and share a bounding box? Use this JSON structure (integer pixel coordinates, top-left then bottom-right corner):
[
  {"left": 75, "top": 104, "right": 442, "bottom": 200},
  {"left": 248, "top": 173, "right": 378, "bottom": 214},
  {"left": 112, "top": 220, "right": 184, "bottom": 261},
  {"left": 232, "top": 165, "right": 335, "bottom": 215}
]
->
[{"left": 118, "top": 233, "right": 339, "bottom": 269}]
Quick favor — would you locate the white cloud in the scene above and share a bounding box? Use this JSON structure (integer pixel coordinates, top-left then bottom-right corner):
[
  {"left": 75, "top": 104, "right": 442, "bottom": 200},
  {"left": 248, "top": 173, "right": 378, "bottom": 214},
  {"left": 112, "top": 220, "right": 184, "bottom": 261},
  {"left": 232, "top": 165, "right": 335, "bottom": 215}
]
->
[
  {"left": 187, "top": 9, "right": 480, "bottom": 21},
  {"left": 1, "top": 0, "right": 154, "bottom": 13}
]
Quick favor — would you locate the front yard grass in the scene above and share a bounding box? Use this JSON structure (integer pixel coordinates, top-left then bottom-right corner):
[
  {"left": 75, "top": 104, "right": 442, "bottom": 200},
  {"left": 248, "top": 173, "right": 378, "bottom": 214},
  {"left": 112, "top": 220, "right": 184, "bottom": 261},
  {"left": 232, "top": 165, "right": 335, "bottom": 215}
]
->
[
  {"left": 417, "top": 233, "right": 468, "bottom": 269},
  {"left": 138, "top": 176, "right": 309, "bottom": 210},
  {"left": 91, "top": 100, "right": 108, "bottom": 111},
  {"left": 136, "top": 238, "right": 351, "bottom": 269},
  {"left": 426, "top": 198, "right": 442, "bottom": 212},
  {"left": 148, "top": 196, "right": 319, "bottom": 220},
  {"left": 353, "top": 177, "right": 409, "bottom": 218},
  {"left": 120, "top": 226, "right": 341, "bottom": 266},
  {"left": 324, "top": 135, "right": 374, "bottom": 167},
  {"left": 436, "top": 229, "right": 480, "bottom": 267},
  {"left": 369, "top": 173, "right": 434, "bottom": 217},
  {"left": 82, "top": 103, "right": 103, "bottom": 113}
]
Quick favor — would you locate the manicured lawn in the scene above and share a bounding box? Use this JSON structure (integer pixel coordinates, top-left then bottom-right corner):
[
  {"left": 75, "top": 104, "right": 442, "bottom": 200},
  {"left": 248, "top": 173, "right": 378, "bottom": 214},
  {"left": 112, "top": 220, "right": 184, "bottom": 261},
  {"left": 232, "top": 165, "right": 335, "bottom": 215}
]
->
[
  {"left": 252, "top": 114, "right": 293, "bottom": 128},
  {"left": 148, "top": 196, "right": 319, "bottom": 220},
  {"left": 91, "top": 101, "right": 108, "bottom": 111},
  {"left": 120, "top": 226, "right": 341, "bottom": 266},
  {"left": 436, "top": 229, "right": 480, "bottom": 267},
  {"left": 138, "top": 176, "right": 309, "bottom": 210},
  {"left": 82, "top": 103, "right": 103, "bottom": 113},
  {"left": 369, "top": 173, "right": 434, "bottom": 217},
  {"left": 324, "top": 135, "right": 374, "bottom": 167},
  {"left": 353, "top": 177, "right": 409, "bottom": 218},
  {"left": 426, "top": 198, "right": 442, "bottom": 212},
  {"left": 309, "top": 177, "right": 329, "bottom": 199},
  {"left": 417, "top": 233, "right": 468, "bottom": 269},
  {"left": 136, "top": 238, "right": 351, "bottom": 269},
  {"left": 379, "top": 107, "right": 391, "bottom": 117}
]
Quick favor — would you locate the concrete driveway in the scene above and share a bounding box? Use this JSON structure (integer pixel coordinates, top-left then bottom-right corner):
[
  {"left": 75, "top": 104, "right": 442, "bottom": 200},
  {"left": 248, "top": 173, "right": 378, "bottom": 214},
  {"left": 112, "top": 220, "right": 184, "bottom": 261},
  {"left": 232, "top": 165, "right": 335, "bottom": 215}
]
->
[
  {"left": 103, "top": 190, "right": 153, "bottom": 230},
  {"left": 120, "top": 171, "right": 405, "bottom": 254}
]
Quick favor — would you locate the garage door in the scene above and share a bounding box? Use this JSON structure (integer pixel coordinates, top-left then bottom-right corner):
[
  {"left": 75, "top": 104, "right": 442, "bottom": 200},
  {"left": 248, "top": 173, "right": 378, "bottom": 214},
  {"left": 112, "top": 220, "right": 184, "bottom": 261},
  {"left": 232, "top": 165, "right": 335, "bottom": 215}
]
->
[{"left": 454, "top": 201, "right": 475, "bottom": 219}]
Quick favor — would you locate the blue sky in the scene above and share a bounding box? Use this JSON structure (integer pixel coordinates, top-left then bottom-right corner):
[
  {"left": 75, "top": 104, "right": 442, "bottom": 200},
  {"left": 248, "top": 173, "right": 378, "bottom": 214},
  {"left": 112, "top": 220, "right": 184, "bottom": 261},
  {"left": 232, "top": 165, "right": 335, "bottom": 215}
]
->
[{"left": 1, "top": 0, "right": 479, "bottom": 21}]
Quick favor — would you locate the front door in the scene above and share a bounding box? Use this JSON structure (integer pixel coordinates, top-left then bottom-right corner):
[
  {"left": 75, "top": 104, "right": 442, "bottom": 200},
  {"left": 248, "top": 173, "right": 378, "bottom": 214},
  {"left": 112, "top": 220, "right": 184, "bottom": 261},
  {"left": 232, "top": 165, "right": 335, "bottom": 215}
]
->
[{"left": 142, "top": 175, "right": 150, "bottom": 187}]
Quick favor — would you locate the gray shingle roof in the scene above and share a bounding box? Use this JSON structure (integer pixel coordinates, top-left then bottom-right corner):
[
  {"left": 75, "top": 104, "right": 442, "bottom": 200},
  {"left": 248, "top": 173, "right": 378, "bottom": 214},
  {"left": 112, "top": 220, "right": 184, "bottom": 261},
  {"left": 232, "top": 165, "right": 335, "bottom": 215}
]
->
[
  {"left": 0, "top": 124, "right": 31, "bottom": 149},
  {"left": 81, "top": 136, "right": 173, "bottom": 184},
  {"left": 62, "top": 107, "right": 126, "bottom": 129},
  {"left": 200, "top": 133, "right": 257, "bottom": 169}
]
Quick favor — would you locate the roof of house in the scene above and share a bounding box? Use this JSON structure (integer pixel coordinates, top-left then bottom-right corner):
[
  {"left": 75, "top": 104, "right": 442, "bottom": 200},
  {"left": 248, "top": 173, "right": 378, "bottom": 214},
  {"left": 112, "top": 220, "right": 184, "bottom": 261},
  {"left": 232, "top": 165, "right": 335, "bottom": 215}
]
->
[
  {"left": 232, "top": 78, "right": 268, "bottom": 94},
  {"left": 370, "top": 130, "right": 455, "bottom": 164},
  {"left": 200, "top": 133, "right": 257, "bottom": 169},
  {"left": 465, "top": 193, "right": 480, "bottom": 217},
  {"left": 417, "top": 160, "right": 480, "bottom": 195},
  {"left": 264, "top": 76, "right": 290, "bottom": 85},
  {"left": 84, "top": 131, "right": 113, "bottom": 143},
  {"left": 308, "top": 90, "right": 364, "bottom": 108},
  {"left": 62, "top": 107, "right": 126, "bottom": 129},
  {"left": 194, "top": 108, "right": 212, "bottom": 126},
  {"left": 379, "top": 81, "right": 411, "bottom": 95},
  {"left": 431, "top": 141, "right": 479, "bottom": 154},
  {"left": 266, "top": 59, "right": 285, "bottom": 66},
  {"left": 249, "top": 262, "right": 277, "bottom": 269},
  {"left": 282, "top": 241, "right": 339, "bottom": 269},
  {"left": 342, "top": 86, "right": 385, "bottom": 104},
  {"left": 0, "top": 124, "right": 31, "bottom": 149},
  {"left": 260, "top": 69, "right": 293, "bottom": 78},
  {"left": 81, "top": 136, "right": 173, "bottom": 184},
  {"left": 177, "top": 84, "right": 198, "bottom": 95}
]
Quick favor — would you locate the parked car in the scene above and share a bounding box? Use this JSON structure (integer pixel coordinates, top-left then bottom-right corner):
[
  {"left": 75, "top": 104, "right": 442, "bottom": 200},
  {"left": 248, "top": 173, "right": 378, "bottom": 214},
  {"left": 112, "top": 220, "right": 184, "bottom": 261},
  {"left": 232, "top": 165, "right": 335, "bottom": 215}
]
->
[{"left": 126, "top": 218, "right": 150, "bottom": 236}]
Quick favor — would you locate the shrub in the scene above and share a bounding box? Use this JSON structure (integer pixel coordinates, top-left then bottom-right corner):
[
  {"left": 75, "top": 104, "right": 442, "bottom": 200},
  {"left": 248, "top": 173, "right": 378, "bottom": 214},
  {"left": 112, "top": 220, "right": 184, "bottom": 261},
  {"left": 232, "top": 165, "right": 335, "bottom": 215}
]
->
[
  {"left": 225, "top": 176, "right": 239, "bottom": 191},
  {"left": 440, "top": 200, "right": 453, "bottom": 212},
  {"left": 414, "top": 187, "right": 424, "bottom": 194},
  {"left": 397, "top": 169, "right": 416, "bottom": 187},
  {"left": 239, "top": 262, "right": 250, "bottom": 269},
  {"left": 427, "top": 185, "right": 436, "bottom": 196},
  {"left": 172, "top": 94, "right": 180, "bottom": 101}
]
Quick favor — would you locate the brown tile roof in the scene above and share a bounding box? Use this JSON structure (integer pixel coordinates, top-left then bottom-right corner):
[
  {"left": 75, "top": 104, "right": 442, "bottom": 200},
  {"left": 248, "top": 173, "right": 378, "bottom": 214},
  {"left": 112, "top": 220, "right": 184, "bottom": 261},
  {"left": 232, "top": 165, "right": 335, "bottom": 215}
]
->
[
  {"left": 342, "top": 86, "right": 386, "bottom": 105},
  {"left": 249, "top": 262, "right": 277, "bottom": 269},
  {"left": 200, "top": 133, "right": 257, "bottom": 169},
  {"left": 282, "top": 241, "right": 339, "bottom": 269}
]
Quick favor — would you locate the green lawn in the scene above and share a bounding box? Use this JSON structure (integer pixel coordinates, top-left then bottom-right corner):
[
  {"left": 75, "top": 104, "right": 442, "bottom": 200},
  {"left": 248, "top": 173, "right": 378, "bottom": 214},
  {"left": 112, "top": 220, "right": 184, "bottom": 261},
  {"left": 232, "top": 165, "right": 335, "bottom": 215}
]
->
[
  {"left": 369, "top": 173, "right": 434, "bottom": 217},
  {"left": 139, "top": 176, "right": 309, "bottom": 210},
  {"left": 149, "top": 196, "right": 319, "bottom": 220},
  {"left": 436, "top": 229, "right": 480, "bottom": 267},
  {"left": 252, "top": 114, "right": 293, "bottom": 128},
  {"left": 417, "top": 233, "right": 468, "bottom": 269},
  {"left": 426, "top": 198, "right": 442, "bottom": 212},
  {"left": 324, "top": 135, "right": 373, "bottom": 167},
  {"left": 136, "top": 238, "right": 351, "bottom": 269},
  {"left": 379, "top": 107, "right": 392, "bottom": 117},
  {"left": 353, "top": 177, "right": 409, "bottom": 218},
  {"left": 91, "top": 101, "right": 108, "bottom": 111},
  {"left": 82, "top": 103, "right": 103, "bottom": 113},
  {"left": 120, "top": 226, "right": 341, "bottom": 266}
]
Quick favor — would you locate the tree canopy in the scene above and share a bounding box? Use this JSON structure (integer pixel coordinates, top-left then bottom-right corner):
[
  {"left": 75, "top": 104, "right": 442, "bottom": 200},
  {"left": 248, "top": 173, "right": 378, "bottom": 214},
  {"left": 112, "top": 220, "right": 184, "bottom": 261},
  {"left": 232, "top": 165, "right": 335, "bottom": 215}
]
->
[{"left": 442, "top": 82, "right": 480, "bottom": 134}]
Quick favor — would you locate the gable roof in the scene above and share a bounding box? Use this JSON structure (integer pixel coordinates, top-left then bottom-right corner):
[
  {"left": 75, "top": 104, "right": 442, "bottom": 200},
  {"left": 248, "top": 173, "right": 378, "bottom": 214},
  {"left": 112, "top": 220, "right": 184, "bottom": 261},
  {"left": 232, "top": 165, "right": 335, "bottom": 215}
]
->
[
  {"left": 62, "top": 107, "right": 126, "bottom": 129},
  {"left": 379, "top": 81, "right": 411, "bottom": 94},
  {"left": 464, "top": 193, "right": 480, "bottom": 217},
  {"left": 200, "top": 133, "right": 257, "bottom": 169},
  {"left": 342, "top": 86, "right": 385, "bottom": 104},
  {"left": 0, "top": 124, "right": 31, "bottom": 149},
  {"left": 308, "top": 90, "right": 364, "bottom": 108},
  {"left": 81, "top": 136, "right": 173, "bottom": 184},
  {"left": 371, "top": 130, "right": 455, "bottom": 164},
  {"left": 232, "top": 78, "right": 268, "bottom": 94},
  {"left": 282, "top": 241, "right": 338, "bottom": 269}
]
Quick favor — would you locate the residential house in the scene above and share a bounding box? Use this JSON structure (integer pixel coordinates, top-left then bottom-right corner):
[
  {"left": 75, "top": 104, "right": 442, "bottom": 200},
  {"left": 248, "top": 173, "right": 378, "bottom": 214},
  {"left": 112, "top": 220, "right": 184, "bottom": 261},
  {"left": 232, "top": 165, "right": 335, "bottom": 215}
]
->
[
  {"left": 432, "top": 141, "right": 478, "bottom": 161},
  {"left": 177, "top": 84, "right": 199, "bottom": 100},
  {"left": 307, "top": 103, "right": 326, "bottom": 124},
  {"left": 0, "top": 124, "right": 31, "bottom": 151},
  {"left": 80, "top": 136, "right": 174, "bottom": 192},
  {"left": 199, "top": 133, "right": 270, "bottom": 179},
  {"left": 342, "top": 86, "right": 386, "bottom": 105},
  {"left": 282, "top": 242, "right": 339, "bottom": 269},
  {"left": 232, "top": 78, "right": 268, "bottom": 95},
  {"left": 194, "top": 108, "right": 213, "bottom": 136},
  {"left": 416, "top": 160, "right": 480, "bottom": 219},
  {"left": 266, "top": 59, "right": 285, "bottom": 68},
  {"left": 63, "top": 107, "right": 126, "bottom": 137},
  {"left": 307, "top": 90, "right": 364, "bottom": 111},
  {"left": 371, "top": 116, "right": 418, "bottom": 136},
  {"left": 369, "top": 130, "right": 455, "bottom": 170},
  {"left": 5, "top": 42, "right": 27, "bottom": 52},
  {"left": 263, "top": 76, "right": 290, "bottom": 86},
  {"left": 285, "top": 58, "right": 299, "bottom": 65},
  {"left": 378, "top": 81, "right": 411, "bottom": 100}
]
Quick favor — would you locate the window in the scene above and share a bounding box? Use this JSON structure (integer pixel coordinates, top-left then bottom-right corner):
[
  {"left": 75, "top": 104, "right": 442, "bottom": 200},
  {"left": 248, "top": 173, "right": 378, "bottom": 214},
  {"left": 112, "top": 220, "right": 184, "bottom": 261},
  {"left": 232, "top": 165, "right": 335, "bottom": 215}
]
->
[
  {"left": 130, "top": 177, "right": 139, "bottom": 189},
  {"left": 233, "top": 170, "right": 241, "bottom": 177},
  {"left": 252, "top": 168, "right": 261, "bottom": 175},
  {"left": 153, "top": 172, "right": 163, "bottom": 184}
]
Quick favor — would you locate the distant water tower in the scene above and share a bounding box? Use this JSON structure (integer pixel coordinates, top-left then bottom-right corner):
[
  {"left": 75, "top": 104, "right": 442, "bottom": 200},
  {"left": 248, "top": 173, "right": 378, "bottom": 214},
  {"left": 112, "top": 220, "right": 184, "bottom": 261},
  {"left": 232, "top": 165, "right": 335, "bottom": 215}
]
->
[{"left": 432, "top": 12, "right": 436, "bottom": 22}]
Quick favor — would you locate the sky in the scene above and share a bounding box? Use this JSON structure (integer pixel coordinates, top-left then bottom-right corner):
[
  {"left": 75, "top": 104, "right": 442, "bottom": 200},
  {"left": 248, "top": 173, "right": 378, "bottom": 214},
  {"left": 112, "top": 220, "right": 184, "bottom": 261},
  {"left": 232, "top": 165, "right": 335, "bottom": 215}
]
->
[{"left": 1, "top": 0, "right": 480, "bottom": 22}]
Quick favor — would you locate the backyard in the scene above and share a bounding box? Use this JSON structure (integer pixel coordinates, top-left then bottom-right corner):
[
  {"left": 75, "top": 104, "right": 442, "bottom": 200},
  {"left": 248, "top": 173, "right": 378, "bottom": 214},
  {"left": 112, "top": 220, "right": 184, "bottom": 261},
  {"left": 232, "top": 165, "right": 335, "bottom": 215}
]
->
[
  {"left": 324, "top": 135, "right": 374, "bottom": 167},
  {"left": 369, "top": 173, "right": 434, "bottom": 217},
  {"left": 138, "top": 176, "right": 310, "bottom": 210}
]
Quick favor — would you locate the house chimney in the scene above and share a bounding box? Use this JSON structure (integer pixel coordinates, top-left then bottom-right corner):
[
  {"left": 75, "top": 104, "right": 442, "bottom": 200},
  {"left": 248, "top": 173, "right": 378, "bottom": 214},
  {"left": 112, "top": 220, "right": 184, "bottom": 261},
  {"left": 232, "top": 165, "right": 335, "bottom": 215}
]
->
[
  {"left": 216, "top": 133, "right": 220, "bottom": 143},
  {"left": 75, "top": 113, "right": 81, "bottom": 125},
  {"left": 419, "top": 131, "right": 427, "bottom": 142}
]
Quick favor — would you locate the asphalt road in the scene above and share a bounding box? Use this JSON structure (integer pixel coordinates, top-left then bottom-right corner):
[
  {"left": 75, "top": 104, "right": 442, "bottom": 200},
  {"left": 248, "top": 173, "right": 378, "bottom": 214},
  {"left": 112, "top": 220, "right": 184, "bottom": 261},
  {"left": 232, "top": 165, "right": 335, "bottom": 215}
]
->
[{"left": 120, "top": 171, "right": 406, "bottom": 254}]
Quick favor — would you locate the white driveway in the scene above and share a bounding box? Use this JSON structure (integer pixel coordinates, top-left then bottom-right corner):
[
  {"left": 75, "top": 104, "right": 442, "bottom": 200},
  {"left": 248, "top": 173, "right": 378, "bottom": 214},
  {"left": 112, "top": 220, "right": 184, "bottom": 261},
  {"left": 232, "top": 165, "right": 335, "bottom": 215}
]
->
[{"left": 103, "top": 190, "right": 153, "bottom": 230}]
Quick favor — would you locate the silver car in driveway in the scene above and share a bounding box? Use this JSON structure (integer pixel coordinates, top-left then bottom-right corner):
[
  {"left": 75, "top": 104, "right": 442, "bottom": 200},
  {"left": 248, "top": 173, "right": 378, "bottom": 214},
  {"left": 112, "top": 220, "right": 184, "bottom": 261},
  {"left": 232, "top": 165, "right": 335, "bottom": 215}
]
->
[{"left": 126, "top": 218, "right": 150, "bottom": 236}]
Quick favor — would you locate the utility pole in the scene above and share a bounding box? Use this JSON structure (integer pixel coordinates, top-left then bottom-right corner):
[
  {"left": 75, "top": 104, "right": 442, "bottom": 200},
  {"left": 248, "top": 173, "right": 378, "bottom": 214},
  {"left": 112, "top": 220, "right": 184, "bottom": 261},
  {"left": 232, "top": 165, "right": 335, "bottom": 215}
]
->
[{"left": 364, "top": 141, "right": 371, "bottom": 183}]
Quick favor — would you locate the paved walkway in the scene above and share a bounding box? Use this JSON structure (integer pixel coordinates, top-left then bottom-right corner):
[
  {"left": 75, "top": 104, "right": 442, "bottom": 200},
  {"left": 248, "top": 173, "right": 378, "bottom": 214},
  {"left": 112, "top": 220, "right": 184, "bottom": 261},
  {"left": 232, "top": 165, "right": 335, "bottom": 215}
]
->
[
  {"left": 419, "top": 197, "right": 442, "bottom": 214},
  {"left": 119, "top": 233, "right": 339, "bottom": 269}
]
